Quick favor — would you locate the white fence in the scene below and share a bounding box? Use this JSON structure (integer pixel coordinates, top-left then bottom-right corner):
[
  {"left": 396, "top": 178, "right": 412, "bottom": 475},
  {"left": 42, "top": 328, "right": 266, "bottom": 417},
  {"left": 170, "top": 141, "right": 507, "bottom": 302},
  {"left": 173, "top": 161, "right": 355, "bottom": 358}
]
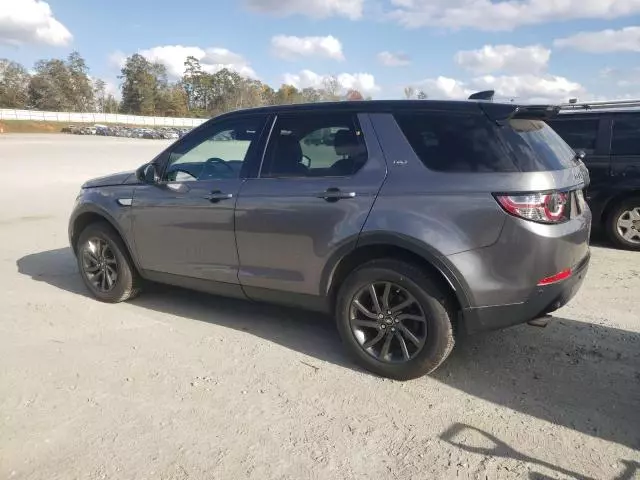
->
[{"left": 0, "top": 109, "right": 207, "bottom": 128}]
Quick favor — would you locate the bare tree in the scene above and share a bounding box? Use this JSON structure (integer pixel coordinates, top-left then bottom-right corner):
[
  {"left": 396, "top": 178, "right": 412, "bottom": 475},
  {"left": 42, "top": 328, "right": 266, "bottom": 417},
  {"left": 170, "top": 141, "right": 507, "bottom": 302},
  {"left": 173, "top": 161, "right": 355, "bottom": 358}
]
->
[
  {"left": 323, "top": 75, "right": 341, "bottom": 101},
  {"left": 93, "top": 78, "right": 106, "bottom": 113},
  {"left": 404, "top": 86, "right": 415, "bottom": 99}
]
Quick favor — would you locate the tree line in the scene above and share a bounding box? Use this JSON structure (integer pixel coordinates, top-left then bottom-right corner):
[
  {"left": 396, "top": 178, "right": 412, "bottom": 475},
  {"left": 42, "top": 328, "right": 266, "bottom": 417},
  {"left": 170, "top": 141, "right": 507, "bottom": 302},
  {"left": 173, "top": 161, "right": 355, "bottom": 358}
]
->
[{"left": 0, "top": 51, "right": 379, "bottom": 118}]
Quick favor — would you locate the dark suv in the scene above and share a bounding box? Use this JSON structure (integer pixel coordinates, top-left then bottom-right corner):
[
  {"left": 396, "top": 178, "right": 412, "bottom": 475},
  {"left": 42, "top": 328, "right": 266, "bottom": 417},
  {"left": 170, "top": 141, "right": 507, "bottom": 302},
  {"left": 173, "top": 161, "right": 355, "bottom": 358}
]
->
[
  {"left": 547, "top": 101, "right": 640, "bottom": 250},
  {"left": 69, "top": 100, "right": 591, "bottom": 380}
]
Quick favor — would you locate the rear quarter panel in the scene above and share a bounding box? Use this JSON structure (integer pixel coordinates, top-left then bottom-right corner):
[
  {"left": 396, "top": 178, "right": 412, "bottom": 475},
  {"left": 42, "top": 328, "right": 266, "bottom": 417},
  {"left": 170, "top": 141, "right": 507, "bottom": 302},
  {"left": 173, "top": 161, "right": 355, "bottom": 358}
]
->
[{"left": 366, "top": 112, "right": 591, "bottom": 307}]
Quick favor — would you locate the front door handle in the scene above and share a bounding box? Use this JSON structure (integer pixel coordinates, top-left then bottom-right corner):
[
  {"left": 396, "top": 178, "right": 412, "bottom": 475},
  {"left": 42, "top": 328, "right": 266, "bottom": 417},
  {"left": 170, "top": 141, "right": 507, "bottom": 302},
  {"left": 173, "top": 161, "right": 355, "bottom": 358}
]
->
[
  {"left": 317, "top": 188, "right": 356, "bottom": 202},
  {"left": 204, "top": 190, "right": 233, "bottom": 203}
]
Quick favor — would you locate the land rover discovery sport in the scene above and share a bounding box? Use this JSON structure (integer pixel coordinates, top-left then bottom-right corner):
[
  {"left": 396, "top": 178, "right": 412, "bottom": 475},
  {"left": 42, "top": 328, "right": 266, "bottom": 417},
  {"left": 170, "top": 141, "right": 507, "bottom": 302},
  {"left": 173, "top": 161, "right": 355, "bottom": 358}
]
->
[{"left": 69, "top": 99, "right": 591, "bottom": 380}]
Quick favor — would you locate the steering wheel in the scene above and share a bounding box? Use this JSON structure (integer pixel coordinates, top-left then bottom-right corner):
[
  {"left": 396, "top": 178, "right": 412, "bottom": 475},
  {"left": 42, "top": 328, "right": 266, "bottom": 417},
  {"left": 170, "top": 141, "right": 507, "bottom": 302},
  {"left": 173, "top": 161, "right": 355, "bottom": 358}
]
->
[{"left": 199, "top": 157, "right": 235, "bottom": 180}]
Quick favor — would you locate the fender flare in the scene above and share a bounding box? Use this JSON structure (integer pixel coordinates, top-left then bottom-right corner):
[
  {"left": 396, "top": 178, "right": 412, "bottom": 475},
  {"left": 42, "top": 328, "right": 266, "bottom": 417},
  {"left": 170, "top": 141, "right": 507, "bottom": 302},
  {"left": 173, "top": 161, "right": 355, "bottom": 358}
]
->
[
  {"left": 321, "top": 231, "right": 473, "bottom": 310},
  {"left": 69, "top": 203, "right": 142, "bottom": 272}
]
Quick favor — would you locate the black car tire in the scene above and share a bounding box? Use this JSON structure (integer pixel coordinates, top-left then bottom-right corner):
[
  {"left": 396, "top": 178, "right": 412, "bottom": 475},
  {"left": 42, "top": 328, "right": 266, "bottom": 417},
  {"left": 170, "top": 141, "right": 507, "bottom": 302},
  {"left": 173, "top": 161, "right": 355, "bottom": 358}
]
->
[
  {"left": 606, "top": 197, "right": 640, "bottom": 251},
  {"left": 336, "top": 259, "right": 455, "bottom": 381},
  {"left": 76, "top": 222, "right": 142, "bottom": 303}
]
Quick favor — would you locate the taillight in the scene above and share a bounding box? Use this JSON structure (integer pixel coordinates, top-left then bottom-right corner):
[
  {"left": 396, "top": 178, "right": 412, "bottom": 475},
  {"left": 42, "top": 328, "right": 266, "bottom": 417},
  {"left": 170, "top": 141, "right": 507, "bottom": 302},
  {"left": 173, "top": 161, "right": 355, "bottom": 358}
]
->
[
  {"left": 495, "top": 191, "right": 569, "bottom": 224},
  {"left": 537, "top": 268, "right": 572, "bottom": 286}
]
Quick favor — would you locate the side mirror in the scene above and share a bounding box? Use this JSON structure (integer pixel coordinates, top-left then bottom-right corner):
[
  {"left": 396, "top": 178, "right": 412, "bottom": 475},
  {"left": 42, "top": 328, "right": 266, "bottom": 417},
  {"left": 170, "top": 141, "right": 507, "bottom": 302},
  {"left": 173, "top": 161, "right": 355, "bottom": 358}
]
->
[
  {"left": 136, "top": 163, "right": 159, "bottom": 184},
  {"left": 575, "top": 149, "right": 587, "bottom": 161}
]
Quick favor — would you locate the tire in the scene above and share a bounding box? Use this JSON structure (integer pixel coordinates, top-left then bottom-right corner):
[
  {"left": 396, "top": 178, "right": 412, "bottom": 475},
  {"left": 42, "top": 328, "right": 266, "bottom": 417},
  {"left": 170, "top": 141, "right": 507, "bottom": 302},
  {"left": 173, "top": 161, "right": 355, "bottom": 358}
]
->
[
  {"left": 335, "top": 259, "right": 455, "bottom": 381},
  {"left": 606, "top": 197, "right": 640, "bottom": 251},
  {"left": 76, "top": 222, "right": 141, "bottom": 303}
]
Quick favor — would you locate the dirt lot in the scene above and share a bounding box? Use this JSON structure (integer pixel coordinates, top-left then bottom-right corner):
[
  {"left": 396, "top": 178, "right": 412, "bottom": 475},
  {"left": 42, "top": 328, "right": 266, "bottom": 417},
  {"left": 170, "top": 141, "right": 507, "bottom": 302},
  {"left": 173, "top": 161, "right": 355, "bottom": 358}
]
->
[{"left": 1, "top": 134, "right": 639, "bottom": 480}]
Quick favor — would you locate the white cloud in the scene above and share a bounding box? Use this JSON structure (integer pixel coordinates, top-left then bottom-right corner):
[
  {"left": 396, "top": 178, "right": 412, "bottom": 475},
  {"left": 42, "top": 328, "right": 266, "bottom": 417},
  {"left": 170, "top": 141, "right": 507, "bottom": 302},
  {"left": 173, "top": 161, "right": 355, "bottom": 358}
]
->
[
  {"left": 455, "top": 44, "right": 550, "bottom": 74},
  {"left": 388, "top": 0, "right": 640, "bottom": 31},
  {"left": 554, "top": 26, "right": 640, "bottom": 53},
  {"left": 414, "top": 74, "right": 585, "bottom": 104},
  {"left": 244, "top": 0, "right": 363, "bottom": 19},
  {"left": 112, "top": 45, "right": 256, "bottom": 79},
  {"left": 104, "top": 80, "right": 120, "bottom": 99},
  {"left": 378, "top": 51, "right": 411, "bottom": 67},
  {"left": 271, "top": 35, "right": 344, "bottom": 61},
  {"left": 413, "top": 76, "right": 473, "bottom": 100},
  {"left": 471, "top": 74, "right": 585, "bottom": 103},
  {"left": 596, "top": 67, "right": 640, "bottom": 87},
  {"left": 283, "top": 69, "right": 379, "bottom": 94},
  {"left": 0, "top": 0, "right": 71, "bottom": 45}
]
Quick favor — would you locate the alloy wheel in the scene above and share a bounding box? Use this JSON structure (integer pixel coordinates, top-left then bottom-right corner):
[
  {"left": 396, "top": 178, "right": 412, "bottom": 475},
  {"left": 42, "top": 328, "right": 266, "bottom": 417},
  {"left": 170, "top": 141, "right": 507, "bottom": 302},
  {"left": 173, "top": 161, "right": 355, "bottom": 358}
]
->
[
  {"left": 81, "top": 237, "right": 119, "bottom": 292},
  {"left": 349, "top": 282, "right": 428, "bottom": 363},
  {"left": 616, "top": 207, "right": 640, "bottom": 245}
]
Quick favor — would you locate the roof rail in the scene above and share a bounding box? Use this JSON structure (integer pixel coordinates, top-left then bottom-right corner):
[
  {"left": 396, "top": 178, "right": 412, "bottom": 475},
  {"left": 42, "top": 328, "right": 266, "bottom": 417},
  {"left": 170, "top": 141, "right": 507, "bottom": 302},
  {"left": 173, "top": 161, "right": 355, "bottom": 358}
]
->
[{"left": 559, "top": 99, "right": 640, "bottom": 111}]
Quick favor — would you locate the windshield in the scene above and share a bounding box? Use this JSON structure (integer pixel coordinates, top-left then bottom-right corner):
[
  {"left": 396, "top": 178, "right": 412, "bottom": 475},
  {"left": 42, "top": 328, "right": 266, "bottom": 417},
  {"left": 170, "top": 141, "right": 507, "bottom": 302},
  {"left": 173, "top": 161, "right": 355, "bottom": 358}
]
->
[{"left": 499, "top": 119, "right": 578, "bottom": 172}]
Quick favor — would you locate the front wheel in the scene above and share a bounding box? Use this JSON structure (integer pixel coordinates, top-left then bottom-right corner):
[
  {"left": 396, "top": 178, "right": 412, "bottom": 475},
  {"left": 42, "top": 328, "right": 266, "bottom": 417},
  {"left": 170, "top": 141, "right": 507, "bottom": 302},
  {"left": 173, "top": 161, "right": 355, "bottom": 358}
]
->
[
  {"left": 76, "top": 222, "right": 141, "bottom": 303},
  {"left": 607, "top": 197, "right": 640, "bottom": 251},
  {"left": 335, "top": 259, "right": 455, "bottom": 381}
]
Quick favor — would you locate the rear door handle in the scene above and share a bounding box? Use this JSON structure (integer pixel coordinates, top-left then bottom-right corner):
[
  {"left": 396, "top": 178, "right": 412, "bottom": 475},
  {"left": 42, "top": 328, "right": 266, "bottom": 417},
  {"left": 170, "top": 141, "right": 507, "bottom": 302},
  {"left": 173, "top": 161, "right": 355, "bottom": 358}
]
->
[
  {"left": 204, "top": 190, "right": 233, "bottom": 203},
  {"left": 317, "top": 188, "right": 356, "bottom": 202}
]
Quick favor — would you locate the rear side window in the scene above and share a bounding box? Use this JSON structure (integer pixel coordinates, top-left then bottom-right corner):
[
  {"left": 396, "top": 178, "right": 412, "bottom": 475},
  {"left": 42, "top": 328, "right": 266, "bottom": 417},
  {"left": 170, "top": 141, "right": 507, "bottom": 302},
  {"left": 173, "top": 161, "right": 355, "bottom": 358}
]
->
[
  {"left": 394, "top": 112, "right": 577, "bottom": 173},
  {"left": 612, "top": 117, "right": 640, "bottom": 156},
  {"left": 394, "top": 113, "right": 518, "bottom": 172},
  {"left": 546, "top": 117, "right": 599, "bottom": 154}
]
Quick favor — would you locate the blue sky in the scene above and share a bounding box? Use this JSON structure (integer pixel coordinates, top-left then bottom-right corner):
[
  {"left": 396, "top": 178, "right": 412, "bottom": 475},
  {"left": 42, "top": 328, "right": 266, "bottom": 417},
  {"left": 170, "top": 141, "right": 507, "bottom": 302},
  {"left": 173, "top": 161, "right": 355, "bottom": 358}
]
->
[{"left": 1, "top": 0, "right": 640, "bottom": 103}]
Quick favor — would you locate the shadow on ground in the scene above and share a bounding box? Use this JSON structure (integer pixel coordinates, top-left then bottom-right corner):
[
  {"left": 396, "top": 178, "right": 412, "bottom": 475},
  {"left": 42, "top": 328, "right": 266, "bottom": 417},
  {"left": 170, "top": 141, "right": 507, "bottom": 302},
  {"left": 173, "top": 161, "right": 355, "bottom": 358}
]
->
[
  {"left": 17, "top": 248, "right": 640, "bottom": 453},
  {"left": 441, "top": 423, "right": 640, "bottom": 480}
]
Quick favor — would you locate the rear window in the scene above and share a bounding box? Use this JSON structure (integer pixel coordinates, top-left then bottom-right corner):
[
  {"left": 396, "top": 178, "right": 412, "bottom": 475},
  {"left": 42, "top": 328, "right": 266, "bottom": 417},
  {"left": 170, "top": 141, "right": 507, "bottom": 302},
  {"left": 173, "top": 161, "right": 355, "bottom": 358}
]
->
[
  {"left": 394, "top": 112, "right": 577, "bottom": 173},
  {"left": 502, "top": 119, "right": 577, "bottom": 171}
]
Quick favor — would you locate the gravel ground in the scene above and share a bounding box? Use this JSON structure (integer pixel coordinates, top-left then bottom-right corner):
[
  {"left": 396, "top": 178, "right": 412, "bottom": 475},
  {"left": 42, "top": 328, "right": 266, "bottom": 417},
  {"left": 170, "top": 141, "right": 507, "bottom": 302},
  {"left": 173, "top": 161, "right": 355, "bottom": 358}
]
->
[{"left": 1, "top": 134, "right": 639, "bottom": 480}]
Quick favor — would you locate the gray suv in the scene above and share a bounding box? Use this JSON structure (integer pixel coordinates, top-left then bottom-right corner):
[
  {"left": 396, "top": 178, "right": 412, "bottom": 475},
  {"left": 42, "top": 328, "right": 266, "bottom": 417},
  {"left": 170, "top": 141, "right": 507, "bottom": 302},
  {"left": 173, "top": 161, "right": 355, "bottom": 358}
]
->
[{"left": 68, "top": 100, "right": 592, "bottom": 380}]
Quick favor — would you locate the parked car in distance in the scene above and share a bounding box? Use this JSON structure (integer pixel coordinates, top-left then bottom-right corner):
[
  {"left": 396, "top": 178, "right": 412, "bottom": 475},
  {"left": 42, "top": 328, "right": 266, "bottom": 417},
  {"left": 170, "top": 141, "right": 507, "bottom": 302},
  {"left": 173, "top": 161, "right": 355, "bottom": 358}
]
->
[
  {"left": 68, "top": 99, "right": 592, "bottom": 380},
  {"left": 547, "top": 100, "right": 640, "bottom": 250}
]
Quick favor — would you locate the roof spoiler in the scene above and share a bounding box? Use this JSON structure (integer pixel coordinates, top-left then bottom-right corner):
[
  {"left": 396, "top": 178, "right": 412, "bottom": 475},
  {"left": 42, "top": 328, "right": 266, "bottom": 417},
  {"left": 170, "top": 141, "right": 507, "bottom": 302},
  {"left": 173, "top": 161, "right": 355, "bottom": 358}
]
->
[
  {"left": 479, "top": 103, "right": 561, "bottom": 124},
  {"left": 468, "top": 90, "right": 495, "bottom": 101}
]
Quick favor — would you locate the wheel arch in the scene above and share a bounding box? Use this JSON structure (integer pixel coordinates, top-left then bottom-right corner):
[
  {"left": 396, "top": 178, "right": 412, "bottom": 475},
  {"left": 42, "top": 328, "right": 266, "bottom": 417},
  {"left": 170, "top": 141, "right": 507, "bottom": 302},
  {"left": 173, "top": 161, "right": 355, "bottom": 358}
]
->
[
  {"left": 69, "top": 206, "right": 141, "bottom": 272},
  {"left": 600, "top": 189, "right": 640, "bottom": 224},
  {"left": 323, "top": 232, "right": 472, "bottom": 317}
]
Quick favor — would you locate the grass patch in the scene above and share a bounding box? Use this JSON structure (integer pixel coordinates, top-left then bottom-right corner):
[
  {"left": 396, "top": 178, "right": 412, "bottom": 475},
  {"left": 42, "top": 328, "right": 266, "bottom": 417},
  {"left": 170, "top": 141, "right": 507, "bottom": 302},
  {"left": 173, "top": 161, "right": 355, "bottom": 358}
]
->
[{"left": 0, "top": 120, "right": 81, "bottom": 134}]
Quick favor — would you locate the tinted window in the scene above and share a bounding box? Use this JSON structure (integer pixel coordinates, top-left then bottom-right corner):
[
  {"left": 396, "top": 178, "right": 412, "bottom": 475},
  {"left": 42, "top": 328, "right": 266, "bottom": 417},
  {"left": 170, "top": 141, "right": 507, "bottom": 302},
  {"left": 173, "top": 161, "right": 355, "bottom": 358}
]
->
[
  {"left": 612, "top": 117, "right": 640, "bottom": 156},
  {"left": 164, "top": 116, "right": 266, "bottom": 182},
  {"left": 547, "top": 117, "right": 599, "bottom": 154},
  {"left": 394, "top": 113, "right": 519, "bottom": 172},
  {"left": 502, "top": 119, "right": 577, "bottom": 171},
  {"left": 261, "top": 113, "right": 367, "bottom": 178},
  {"left": 395, "top": 113, "right": 576, "bottom": 172}
]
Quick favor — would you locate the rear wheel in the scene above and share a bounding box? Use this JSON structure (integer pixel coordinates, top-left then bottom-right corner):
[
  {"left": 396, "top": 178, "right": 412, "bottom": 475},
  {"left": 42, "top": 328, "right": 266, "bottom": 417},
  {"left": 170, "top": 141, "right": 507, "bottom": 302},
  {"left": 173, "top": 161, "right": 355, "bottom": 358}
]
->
[
  {"left": 606, "top": 197, "right": 640, "bottom": 251},
  {"left": 336, "top": 259, "right": 455, "bottom": 381},
  {"left": 76, "top": 222, "right": 141, "bottom": 302}
]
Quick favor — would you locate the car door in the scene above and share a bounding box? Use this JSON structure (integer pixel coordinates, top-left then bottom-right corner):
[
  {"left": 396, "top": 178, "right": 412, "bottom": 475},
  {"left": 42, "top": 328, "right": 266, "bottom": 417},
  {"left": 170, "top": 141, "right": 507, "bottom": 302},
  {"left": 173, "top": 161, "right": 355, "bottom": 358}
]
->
[
  {"left": 131, "top": 114, "right": 268, "bottom": 291},
  {"left": 548, "top": 115, "right": 608, "bottom": 184},
  {"left": 234, "top": 111, "right": 387, "bottom": 307},
  {"left": 610, "top": 114, "right": 640, "bottom": 184}
]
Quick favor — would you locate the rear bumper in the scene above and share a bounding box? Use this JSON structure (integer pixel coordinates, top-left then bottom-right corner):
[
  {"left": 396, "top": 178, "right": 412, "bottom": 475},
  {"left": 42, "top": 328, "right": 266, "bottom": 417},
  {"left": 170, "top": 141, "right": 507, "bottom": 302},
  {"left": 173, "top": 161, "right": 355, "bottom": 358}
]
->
[{"left": 461, "top": 252, "right": 590, "bottom": 335}]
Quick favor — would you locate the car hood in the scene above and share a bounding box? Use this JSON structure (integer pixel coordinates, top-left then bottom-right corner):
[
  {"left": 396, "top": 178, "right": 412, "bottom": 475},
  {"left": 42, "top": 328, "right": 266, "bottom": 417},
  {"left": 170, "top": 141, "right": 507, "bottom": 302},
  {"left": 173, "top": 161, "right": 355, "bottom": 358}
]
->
[{"left": 82, "top": 170, "right": 137, "bottom": 188}]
